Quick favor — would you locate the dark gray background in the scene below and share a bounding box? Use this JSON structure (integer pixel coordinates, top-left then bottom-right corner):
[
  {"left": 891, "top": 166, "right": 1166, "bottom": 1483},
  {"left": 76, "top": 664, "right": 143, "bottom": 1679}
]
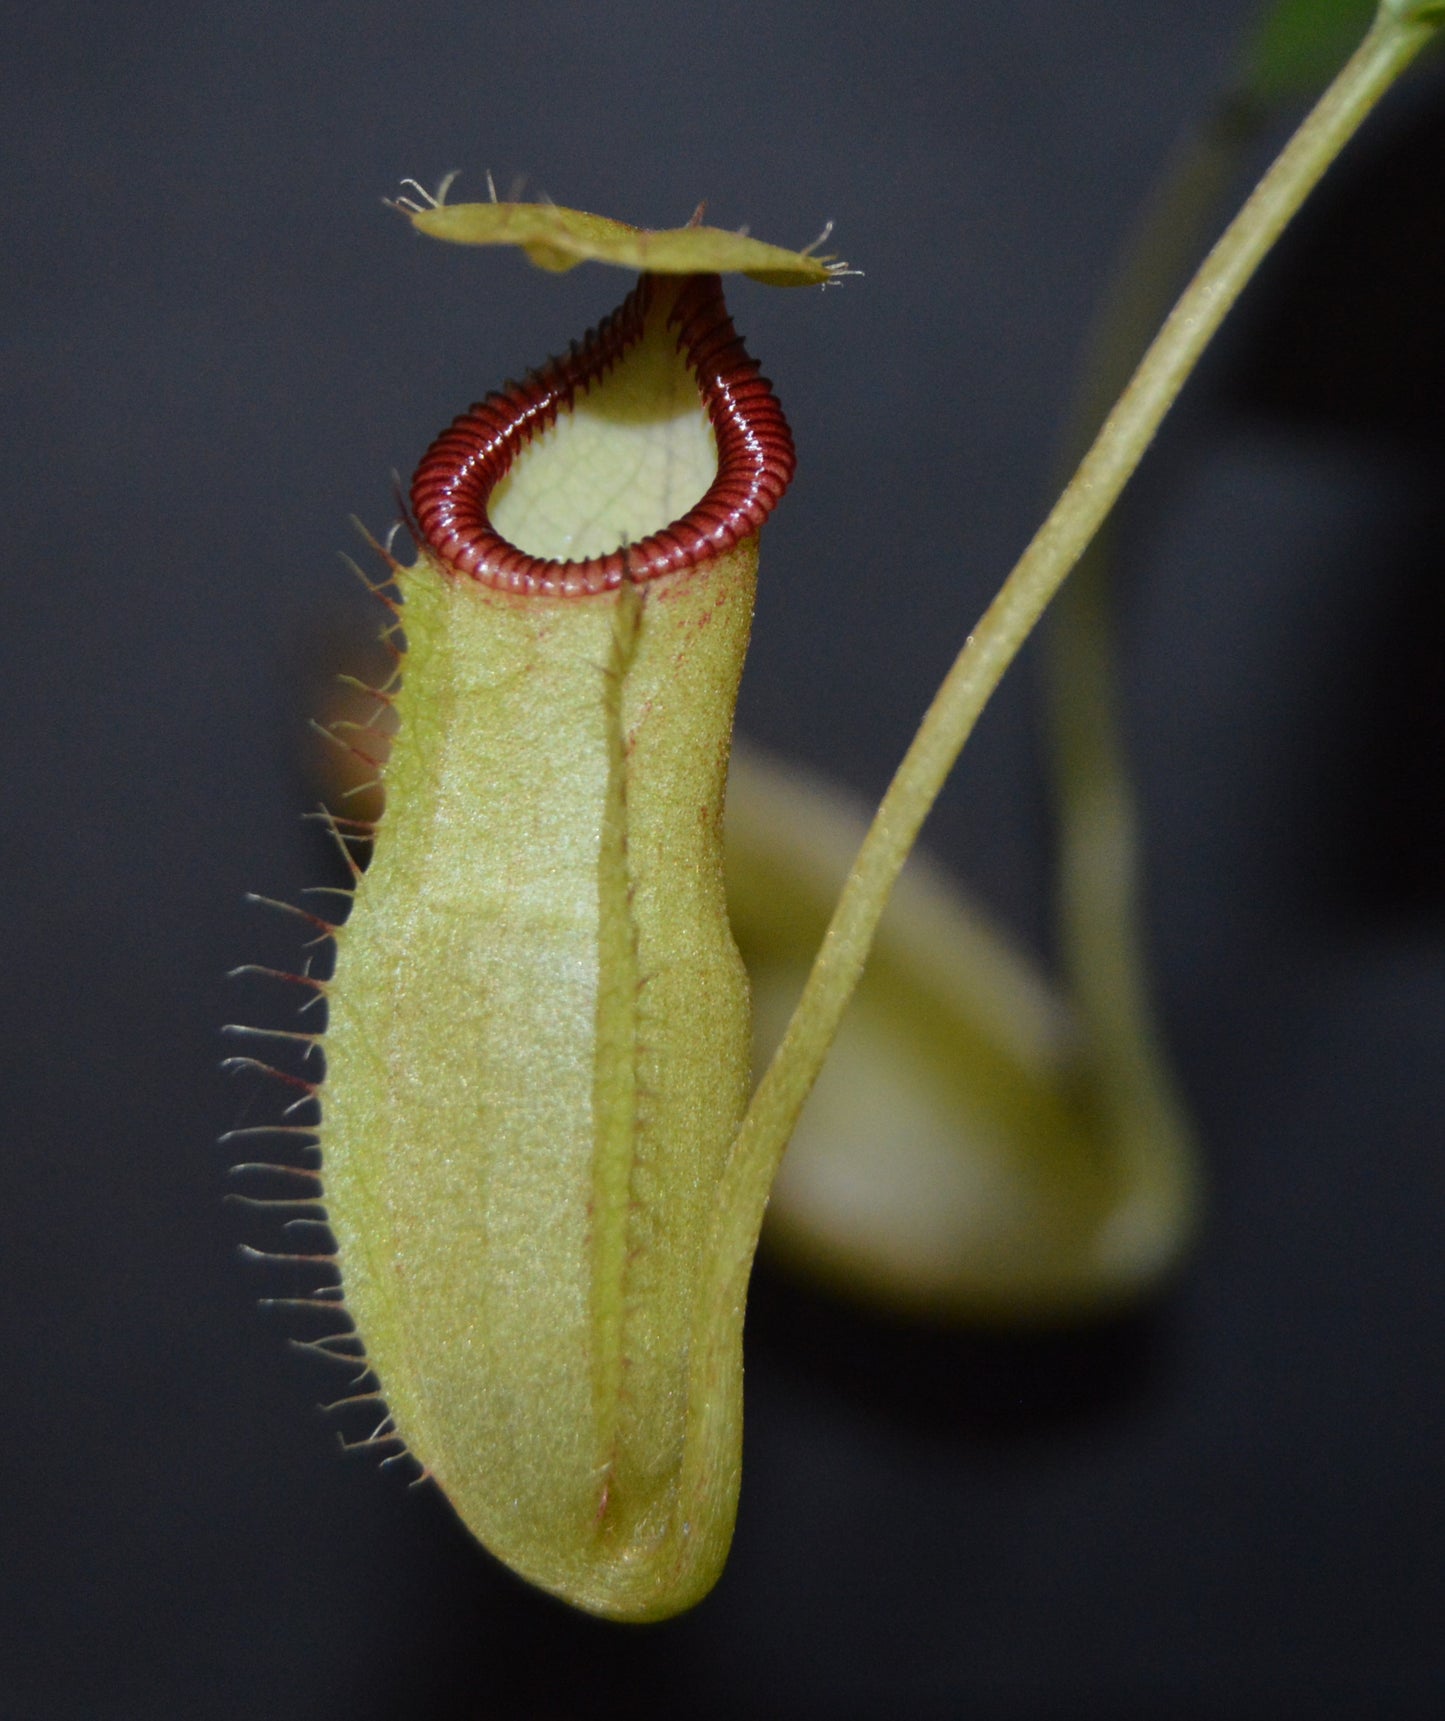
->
[{"left": 4, "top": 3, "right": 1443, "bottom": 1717}]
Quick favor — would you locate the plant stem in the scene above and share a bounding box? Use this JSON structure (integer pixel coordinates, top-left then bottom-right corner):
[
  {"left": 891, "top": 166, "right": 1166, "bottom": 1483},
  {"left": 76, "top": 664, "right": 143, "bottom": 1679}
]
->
[
  {"left": 1037, "top": 95, "right": 1267, "bottom": 1266},
  {"left": 704, "top": 9, "right": 1437, "bottom": 1318}
]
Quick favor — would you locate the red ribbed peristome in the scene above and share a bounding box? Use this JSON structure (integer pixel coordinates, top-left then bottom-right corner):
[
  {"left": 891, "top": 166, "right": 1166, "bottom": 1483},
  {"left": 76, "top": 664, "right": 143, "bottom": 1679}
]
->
[{"left": 409, "top": 273, "right": 795, "bottom": 596}]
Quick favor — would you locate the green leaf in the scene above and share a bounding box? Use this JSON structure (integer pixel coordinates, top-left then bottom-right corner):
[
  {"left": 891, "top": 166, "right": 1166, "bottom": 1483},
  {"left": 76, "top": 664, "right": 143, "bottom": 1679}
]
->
[{"left": 1241, "top": 0, "right": 1375, "bottom": 99}]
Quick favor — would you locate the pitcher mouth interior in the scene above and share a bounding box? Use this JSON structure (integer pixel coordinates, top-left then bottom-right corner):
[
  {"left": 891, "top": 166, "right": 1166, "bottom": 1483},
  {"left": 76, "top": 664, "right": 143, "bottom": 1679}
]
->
[{"left": 410, "top": 272, "right": 795, "bottom": 597}]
